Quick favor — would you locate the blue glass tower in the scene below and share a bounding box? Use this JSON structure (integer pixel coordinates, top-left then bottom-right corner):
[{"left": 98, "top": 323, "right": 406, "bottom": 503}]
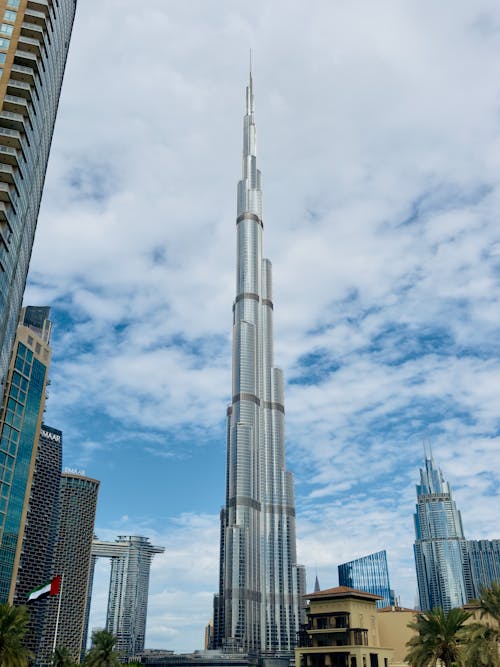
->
[
  {"left": 0, "top": 306, "right": 52, "bottom": 602},
  {"left": 338, "top": 550, "right": 395, "bottom": 609},
  {"left": 413, "top": 455, "right": 468, "bottom": 611}
]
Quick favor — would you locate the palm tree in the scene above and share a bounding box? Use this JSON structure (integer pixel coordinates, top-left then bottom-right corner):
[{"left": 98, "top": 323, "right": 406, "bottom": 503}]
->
[
  {"left": 462, "top": 622, "right": 500, "bottom": 667},
  {"left": 84, "top": 630, "right": 120, "bottom": 667},
  {"left": 405, "top": 606, "right": 471, "bottom": 667},
  {"left": 479, "top": 582, "right": 500, "bottom": 624},
  {"left": 0, "top": 603, "right": 32, "bottom": 667},
  {"left": 52, "top": 645, "right": 74, "bottom": 667},
  {"left": 462, "top": 582, "right": 500, "bottom": 667}
]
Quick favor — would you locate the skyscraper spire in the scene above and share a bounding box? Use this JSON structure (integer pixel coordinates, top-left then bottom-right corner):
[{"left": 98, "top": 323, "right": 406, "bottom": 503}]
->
[{"left": 212, "top": 73, "right": 305, "bottom": 656}]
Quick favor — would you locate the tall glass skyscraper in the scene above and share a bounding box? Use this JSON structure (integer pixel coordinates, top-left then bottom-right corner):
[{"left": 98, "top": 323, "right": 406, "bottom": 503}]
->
[
  {"left": 0, "top": 0, "right": 77, "bottom": 395},
  {"left": 338, "top": 550, "right": 395, "bottom": 609},
  {"left": 13, "top": 423, "right": 62, "bottom": 658},
  {"left": 413, "top": 455, "right": 468, "bottom": 611},
  {"left": 88, "top": 536, "right": 165, "bottom": 658},
  {"left": 212, "top": 74, "right": 305, "bottom": 656},
  {"left": 0, "top": 305, "right": 52, "bottom": 603}
]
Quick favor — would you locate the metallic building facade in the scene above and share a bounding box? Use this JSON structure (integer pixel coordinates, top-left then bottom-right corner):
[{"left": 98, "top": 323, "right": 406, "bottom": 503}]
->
[
  {"left": 13, "top": 423, "right": 62, "bottom": 658},
  {"left": 0, "top": 305, "right": 51, "bottom": 603},
  {"left": 213, "top": 74, "right": 305, "bottom": 655},
  {"left": 40, "top": 472, "right": 99, "bottom": 664},
  {"left": 465, "top": 539, "right": 500, "bottom": 600},
  {"left": 413, "top": 456, "right": 468, "bottom": 611},
  {"left": 88, "top": 536, "right": 164, "bottom": 658},
  {"left": 0, "top": 0, "right": 77, "bottom": 393},
  {"left": 338, "top": 550, "right": 395, "bottom": 609}
]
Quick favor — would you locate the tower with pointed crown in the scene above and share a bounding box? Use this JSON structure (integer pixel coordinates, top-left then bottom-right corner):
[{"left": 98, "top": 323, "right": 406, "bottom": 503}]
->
[
  {"left": 212, "top": 73, "right": 305, "bottom": 656},
  {"left": 413, "top": 455, "right": 468, "bottom": 611}
]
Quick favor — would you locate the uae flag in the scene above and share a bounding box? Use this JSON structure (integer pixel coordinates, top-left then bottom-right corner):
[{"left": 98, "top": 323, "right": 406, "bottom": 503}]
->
[{"left": 27, "top": 575, "right": 61, "bottom": 602}]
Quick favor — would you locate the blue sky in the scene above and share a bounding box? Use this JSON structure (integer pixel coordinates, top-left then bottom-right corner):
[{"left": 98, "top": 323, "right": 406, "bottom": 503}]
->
[{"left": 24, "top": 0, "right": 500, "bottom": 654}]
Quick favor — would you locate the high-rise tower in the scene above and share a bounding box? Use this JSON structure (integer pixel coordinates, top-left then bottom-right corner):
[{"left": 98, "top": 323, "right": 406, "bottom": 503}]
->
[
  {"left": 40, "top": 472, "right": 99, "bottom": 664},
  {"left": 0, "top": 0, "right": 77, "bottom": 396},
  {"left": 0, "top": 305, "right": 52, "bottom": 603},
  {"left": 88, "top": 535, "right": 165, "bottom": 658},
  {"left": 212, "top": 73, "right": 305, "bottom": 656},
  {"left": 413, "top": 455, "right": 468, "bottom": 611}
]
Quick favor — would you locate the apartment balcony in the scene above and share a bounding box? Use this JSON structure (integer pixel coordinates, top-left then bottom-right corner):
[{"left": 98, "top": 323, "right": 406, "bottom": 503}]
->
[
  {"left": 18, "top": 36, "right": 42, "bottom": 58},
  {"left": 0, "top": 110, "right": 25, "bottom": 133},
  {"left": 27, "top": 0, "right": 51, "bottom": 16},
  {"left": 3, "top": 94, "right": 29, "bottom": 115},
  {"left": 14, "top": 50, "right": 39, "bottom": 72},
  {"left": 0, "top": 127, "right": 22, "bottom": 150},
  {"left": 0, "top": 182, "right": 14, "bottom": 205},
  {"left": 0, "top": 162, "right": 22, "bottom": 193},
  {"left": 10, "top": 64, "right": 36, "bottom": 87},
  {"left": 0, "top": 145, "right": 20, "bottom": 168},
  {"left": 6, "top": 79, "right": 33, "bottom": 101},
  {"left": 21, "top": 21, "right": 46, "bottom": 42},
  {"left": 23, "top": 8, "right": 49, "bottom": 29}
]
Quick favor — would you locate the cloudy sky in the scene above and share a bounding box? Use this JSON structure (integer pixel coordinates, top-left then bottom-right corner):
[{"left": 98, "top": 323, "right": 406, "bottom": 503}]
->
[{"left": 25, "top": 0, "right": 500, "bottom": 654}]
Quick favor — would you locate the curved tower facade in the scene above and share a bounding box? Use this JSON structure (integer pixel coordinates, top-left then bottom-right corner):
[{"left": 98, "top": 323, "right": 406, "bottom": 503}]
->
[{"left": 213, "top": 74, "right": 305, "bottom": 656}]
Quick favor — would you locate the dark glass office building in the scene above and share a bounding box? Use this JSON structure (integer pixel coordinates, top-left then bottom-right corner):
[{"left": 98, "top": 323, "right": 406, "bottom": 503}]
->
[
  {"left": 13, "top": 423, "right": 62, "bottom": 657},
  {"left": 0, "top": 0, "right": 77, "bottom": 397},
  {"left": 338, "top": 550, "right": 395, "bottom": 609}
]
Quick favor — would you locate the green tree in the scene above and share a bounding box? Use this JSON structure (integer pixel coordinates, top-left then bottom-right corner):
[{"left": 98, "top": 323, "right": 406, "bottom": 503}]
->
[
  {"left": 84, "top": 630, "right": 120, "bottom": 667},
  {"left": 462, "top": 622, "right": 500, "bottom": 667},
  {"left": 52, "top": 645, "right": 74, "bottom": 667},
  {"left": 405, "top": 607, "right": 471, "bottom": 667},
  {"left": 0, "top": 603, "right": 32, "bottom": 667},
  {"left": 462, "top": 582, "right": 500, "bottom": 667},
  {"left": 479, "top": 582, "right": 500, "bottom": 624}
]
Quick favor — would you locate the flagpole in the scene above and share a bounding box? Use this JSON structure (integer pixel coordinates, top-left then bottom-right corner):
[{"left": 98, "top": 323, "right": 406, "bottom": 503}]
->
[{"left": 52, "top": 574, "right": 64, "bottom": 653}]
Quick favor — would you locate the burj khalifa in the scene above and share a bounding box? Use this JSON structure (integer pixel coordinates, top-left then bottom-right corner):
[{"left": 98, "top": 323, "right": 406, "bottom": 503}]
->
[{"left": 212, "top": 73, "right": 305, "bottom": 656}]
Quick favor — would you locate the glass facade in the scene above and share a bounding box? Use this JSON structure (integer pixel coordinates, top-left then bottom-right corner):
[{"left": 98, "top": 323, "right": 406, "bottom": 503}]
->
[
  {"left": 212, "top": 75, "right": 305, "bottom": 655},
  {"left": 413, "top": 456, "right": 468, "bottom": 611},
  {"left": 464, "top": 539, "right": 500, "bottom": 600},
  {"left": 0, "top": 306, "right": 51, "bottom": 603},
  {"left": 13, "top": 424, "right": 62, "bottom": 658},
  {"left": 0, "top": 0, "right": 77, "bottom": 401},
  {"left": 338, "top": 550, "right": 395, "bottom": 609}
]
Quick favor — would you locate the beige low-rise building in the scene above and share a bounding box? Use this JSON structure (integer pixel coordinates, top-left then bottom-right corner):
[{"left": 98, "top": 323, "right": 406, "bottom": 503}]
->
[
  {"left": 377, "top": 606, "right": 417, "bottom": 667},
  {"left": 295, "top": 587, "right": 394, "bottom": 667}
]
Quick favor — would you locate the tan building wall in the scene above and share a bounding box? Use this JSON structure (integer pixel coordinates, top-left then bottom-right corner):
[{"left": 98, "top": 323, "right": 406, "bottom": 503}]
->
[{"left": 377, "top": 608, "right": 417, "bottom": 667}]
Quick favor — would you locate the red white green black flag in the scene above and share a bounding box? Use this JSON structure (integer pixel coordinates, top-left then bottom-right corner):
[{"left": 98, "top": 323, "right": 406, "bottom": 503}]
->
[{"left": 27, "top": 575, "right": 61, "bottom": 602}]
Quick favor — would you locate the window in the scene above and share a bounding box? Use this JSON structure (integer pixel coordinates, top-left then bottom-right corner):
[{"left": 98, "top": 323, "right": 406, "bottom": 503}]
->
[
  {"left": 0, "top": 25, "right": 13, "bottom": 36},
  {"left": 3, "top": 11, "right": 16, "bottom": 22},
  {"left": 0, "top": 54, "right": 5, "bottom": 64},
  {"left": 0, "top": 38, "right": 9, "bottom": 49},
  {"left": 6, "top": 0, "right": 19, "bottom": 7}
]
